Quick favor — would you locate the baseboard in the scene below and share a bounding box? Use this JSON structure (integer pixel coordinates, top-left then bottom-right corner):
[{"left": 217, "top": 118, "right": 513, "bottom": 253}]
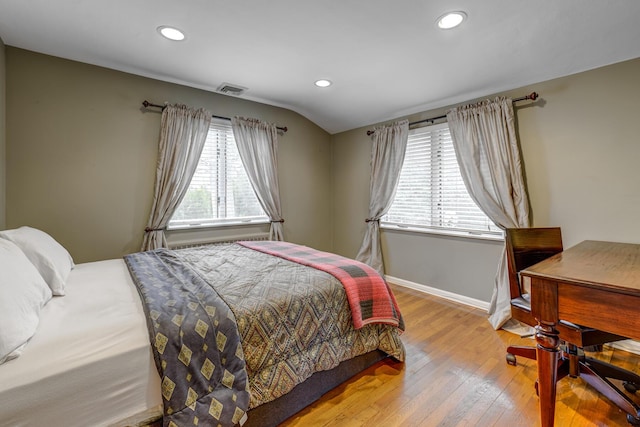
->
[{"left": 385, "top": 275, "right": 490, "bottom": 312}]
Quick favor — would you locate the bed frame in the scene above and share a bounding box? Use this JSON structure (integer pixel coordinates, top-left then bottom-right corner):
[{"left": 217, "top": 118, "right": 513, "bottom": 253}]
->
[
  {"left": 143, "top": 350, "right": 388, "bottom": 427},
  {"left": 245, "top": 350, "right": 388, "bottom": 426}
]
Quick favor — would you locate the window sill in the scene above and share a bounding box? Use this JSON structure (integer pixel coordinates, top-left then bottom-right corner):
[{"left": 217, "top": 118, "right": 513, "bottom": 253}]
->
[
  {"left": 380, "top": 223, "right": 504, "bottom": 242},
  {"left": 167, "top": 219, "right": 271, "bottom": 231}
]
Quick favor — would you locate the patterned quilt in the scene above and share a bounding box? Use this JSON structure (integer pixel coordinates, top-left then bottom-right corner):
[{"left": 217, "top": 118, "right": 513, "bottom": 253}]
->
[
  {"left": 175, "top": 243, "right": 405, "bottom": 410},
  {"left": 237, "top": 240, "right": 404, "bottom": 331},
  {"left": 127, "top": 242, "right": 406, "bottom": 423}
]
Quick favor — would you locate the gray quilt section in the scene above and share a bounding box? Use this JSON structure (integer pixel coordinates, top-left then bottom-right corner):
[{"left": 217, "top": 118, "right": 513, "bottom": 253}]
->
[{"left": 125, "top": 249, "right": 250, "bottom": 427}]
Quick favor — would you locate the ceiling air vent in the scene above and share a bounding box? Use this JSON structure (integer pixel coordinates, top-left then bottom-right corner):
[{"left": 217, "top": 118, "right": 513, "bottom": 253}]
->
[{"left": 216, "top": 83, "right": 248, "bottom": 96}]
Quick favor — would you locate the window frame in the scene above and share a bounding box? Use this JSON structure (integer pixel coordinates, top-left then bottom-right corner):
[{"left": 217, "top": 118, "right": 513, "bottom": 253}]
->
[
  {"left": 380, "top": 122, "right": 503, "bottom": 241},
  {"left": 167, "top": 118, "right": 269, "bottom": 230}
]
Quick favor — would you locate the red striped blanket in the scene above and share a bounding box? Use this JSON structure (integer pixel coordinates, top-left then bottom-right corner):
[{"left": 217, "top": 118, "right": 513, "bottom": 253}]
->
[{"left": 238, "top": 241, "right": 404, "bottom": 331}]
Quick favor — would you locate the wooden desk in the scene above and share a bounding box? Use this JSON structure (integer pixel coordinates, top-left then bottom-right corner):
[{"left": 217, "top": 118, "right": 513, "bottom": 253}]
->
[{"left": 521, "top": 240, "right": 640, "bottom": 426}]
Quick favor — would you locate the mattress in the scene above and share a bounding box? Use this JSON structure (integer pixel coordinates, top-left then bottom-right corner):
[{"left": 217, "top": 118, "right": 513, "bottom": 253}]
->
[{"left": 0, "top": 259, "right": 162, "bottom": 427}]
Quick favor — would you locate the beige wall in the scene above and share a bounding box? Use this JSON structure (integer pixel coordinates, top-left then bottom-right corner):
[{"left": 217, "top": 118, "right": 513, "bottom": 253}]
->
[
  {"left": 0, "top": 37, "right": 5, "bottom": 229},
  {"left": 331, "top": 58, "right": 640, "bottom": 303},
  {"left": 5, "top": 48, "right": 333, "bottom": 263},
  {"left": 515, "top": 59, "right": 640, "bottom": 246},
  {"left": 6, "top": 45, "right": 640, "bottom": 303}
]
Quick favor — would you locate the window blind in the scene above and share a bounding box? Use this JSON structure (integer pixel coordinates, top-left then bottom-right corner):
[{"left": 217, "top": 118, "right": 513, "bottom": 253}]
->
[
  {"left": 169, "top": 119, "right": 267, "bottom": 228},
  {"left": 383, "top": 122, "right": 500, "bottom": 235}
]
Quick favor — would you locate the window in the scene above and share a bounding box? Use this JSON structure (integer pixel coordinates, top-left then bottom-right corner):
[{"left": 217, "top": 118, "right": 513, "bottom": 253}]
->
[
  {"left": 382, "top": 122, "right": 501, "bottom": 237},
  {"left": 168, "top": 119, "right": 268, "bottom": 228}
]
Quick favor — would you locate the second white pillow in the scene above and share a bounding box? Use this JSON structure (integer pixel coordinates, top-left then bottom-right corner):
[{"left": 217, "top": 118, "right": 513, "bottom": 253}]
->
[{"left": 0, "top": 226, "right": 74, "bottom": 296}]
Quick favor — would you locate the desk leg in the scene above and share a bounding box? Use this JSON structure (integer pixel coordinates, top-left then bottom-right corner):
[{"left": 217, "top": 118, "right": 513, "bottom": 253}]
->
[{"left": 536, "top": 322, "right": 560, "bottom": 427}]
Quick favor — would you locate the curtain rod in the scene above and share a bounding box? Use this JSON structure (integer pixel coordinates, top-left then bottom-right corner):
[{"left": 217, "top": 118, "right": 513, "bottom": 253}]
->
[
  {"left": 141, "top": 100, "right": 288, "bottom": 133},
  {"left": 365, "top": 92, "right": 539, "bottom": 136}
]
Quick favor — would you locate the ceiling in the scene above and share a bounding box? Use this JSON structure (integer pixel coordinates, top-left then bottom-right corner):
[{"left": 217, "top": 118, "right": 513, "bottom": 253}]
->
[{"left": 1, "top": 1, "right": 640, "bottom": 134}]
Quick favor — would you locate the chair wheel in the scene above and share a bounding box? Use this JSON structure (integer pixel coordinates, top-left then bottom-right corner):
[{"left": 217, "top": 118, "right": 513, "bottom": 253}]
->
[
  {"left": 506, "top": 353, "right": 517, "bottom": 366},
  {"left": 627, "top": 414, "right": 640, "bottom": 425},
  {"left": 624, "top": 382, "right": 639, "bottom": 394}
]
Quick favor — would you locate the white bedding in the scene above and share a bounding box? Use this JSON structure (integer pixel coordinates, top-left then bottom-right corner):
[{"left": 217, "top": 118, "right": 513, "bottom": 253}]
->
[{"left": 0, "top": 259, "right": 162, "bottom": 427}]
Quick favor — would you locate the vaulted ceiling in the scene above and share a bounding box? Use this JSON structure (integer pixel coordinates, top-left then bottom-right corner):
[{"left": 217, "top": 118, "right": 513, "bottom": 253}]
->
[{"left": 1, "top": 0, "right": 639, "bottom": 134}]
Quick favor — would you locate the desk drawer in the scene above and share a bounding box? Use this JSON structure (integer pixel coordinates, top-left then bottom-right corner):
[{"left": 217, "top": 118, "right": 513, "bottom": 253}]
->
[{"left": 558, "top": 283, "right": 640, "bottom": 340}]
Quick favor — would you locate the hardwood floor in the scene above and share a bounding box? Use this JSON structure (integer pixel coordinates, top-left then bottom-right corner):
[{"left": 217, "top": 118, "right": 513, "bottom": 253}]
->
[{"left": 280, "top": 285, "right": 640, "bottom": 427}]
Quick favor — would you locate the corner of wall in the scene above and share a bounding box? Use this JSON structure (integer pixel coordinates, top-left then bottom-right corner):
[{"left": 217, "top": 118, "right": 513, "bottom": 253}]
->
[
  {"left": 0, "top": 37, "right": 6, "bottom": 229},
  {"left": 328, "top": 132, "right": 337, "bottom": 252}
]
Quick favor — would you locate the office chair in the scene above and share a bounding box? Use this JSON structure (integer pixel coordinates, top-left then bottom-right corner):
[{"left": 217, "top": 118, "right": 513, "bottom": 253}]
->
[{"left": 505, "top": 227, "right": 640, "bottom": 425}]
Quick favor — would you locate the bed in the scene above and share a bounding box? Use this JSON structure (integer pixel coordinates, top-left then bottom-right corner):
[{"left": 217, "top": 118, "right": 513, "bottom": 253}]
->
[{"left": 0, "top": 227, "right": 405, "bottom": 427}]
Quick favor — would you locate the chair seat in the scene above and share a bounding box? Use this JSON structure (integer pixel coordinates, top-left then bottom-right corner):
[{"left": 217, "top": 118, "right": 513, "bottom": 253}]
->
[{"left": 511, "top": 294, "right": 532, "bottom": 312}]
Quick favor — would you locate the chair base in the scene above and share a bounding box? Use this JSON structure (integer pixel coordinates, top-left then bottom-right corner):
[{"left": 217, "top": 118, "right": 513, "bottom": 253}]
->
[
  {"left": 580, "top": 356, "right": 640, "bottom": 423},
  {"left": 506, "top": 344, "right": 640, "bottom": 423},
  {"left": 506, "top": 345, "right": 536, "bottom": 366}
]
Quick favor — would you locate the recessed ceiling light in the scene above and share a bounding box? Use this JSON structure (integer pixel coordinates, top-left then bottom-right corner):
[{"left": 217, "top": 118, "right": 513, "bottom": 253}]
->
[
  {"left": 157, "top": 26, "right": 186, "bottom": 41},
  {"left": 315, "top": 79, "right": 332, "bottom": 88},
  {"left": 436, "top": 11, "right": 467, "bottom": 29}
]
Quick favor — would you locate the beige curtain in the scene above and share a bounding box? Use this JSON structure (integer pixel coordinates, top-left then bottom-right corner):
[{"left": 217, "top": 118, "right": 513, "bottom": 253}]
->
[
  {"left": 446, "top": 97, "right": 530, "bottom": 330},
  {"left": 231, "top": 117, "right": 284, "bottom": 241},
  {"left": 141, "top": 104, "right": 211, "bottom": 250},
  {"left": 356, "top": 120, "right": 409, "bottom": 274}
]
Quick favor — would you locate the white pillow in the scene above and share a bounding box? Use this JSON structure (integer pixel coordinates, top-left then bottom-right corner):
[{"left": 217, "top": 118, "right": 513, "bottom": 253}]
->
[
  {"left": 0, "top": 226, "right": 74, "bottom": 296},
  {"left": 0, "top": 239, "right": 53, "bottom": 364}
]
